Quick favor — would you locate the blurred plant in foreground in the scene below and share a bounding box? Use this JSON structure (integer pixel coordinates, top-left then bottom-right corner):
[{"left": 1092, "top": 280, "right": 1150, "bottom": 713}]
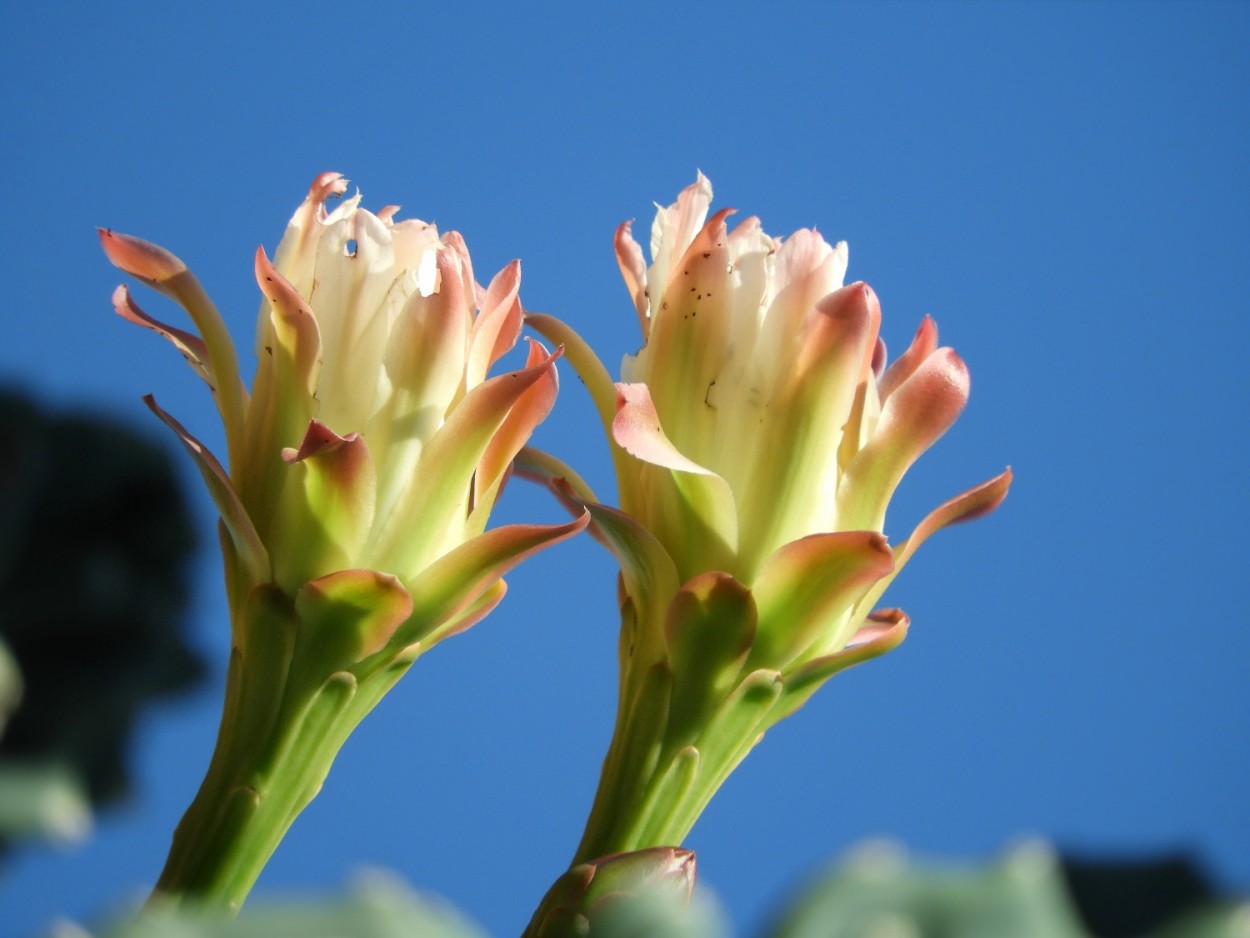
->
[
  {"left": 100, "top": 175, "right": 585, "bottom": 911},
  {"left": 524, "top": 174, "right": 1011, "bottom": 863},
  {"left": 0, "top": 390, "right": 202, "bottom": 854}
]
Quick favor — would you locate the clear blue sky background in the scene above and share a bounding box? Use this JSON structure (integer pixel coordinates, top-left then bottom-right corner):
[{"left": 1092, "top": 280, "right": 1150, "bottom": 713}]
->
[{"left": 2, "top": 2, "right": 1247, "bottom": 935}]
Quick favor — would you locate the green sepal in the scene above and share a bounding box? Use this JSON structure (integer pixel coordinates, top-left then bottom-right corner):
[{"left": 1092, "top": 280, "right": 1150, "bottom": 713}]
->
[
  {"left": 776, "top": 610, "right": 909, "bottom": 721},
  {"left": 292, "top": 570, "right": 413, "bottom": 679},
  {"left": 663, "top": 572, "right": 756, "bottom": 744},
  {"left": 689, "top": 669, "right": 784, "bottom": 813},
  {"left": 748, "top": 530, "right": 893, "bottom": 670}
]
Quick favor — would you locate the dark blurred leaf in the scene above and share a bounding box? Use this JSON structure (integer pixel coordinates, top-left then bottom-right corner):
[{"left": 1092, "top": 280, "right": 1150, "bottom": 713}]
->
[{"left": 0, "top": 388, "right": 204, "bottom": 852}]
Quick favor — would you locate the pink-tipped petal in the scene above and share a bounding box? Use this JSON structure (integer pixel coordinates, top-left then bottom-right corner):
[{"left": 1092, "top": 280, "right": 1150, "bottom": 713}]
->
[
  {"left": 255, "top": 247, "right": 322, "bottom": 396},
  {"left": 98, "top": 229, "right": 187, "bottom": 287},
  {"left": 472, "top": 339, "right": 561, "bottom": 516},
  {"left": 432, "top": 578, "right": 508, "bottom": 645},
  {"left": 613, "top": 383, "right": 715, "bottom": 477},
  {"left": 307, "top": 172, "right": 349, "bottom": 207},
  {"left": 281, "top": 420, "right": 361, "bottom": 464},
  {"left": 836, "top": 347, "right": 970, "bottom": 531},
  {"left": 142, "top": 395, "right": 268, "bottom": 587},
  {"left": 613, "top": 382, "right": 739, "bottom": 560},
  {"left": 101, "top": 228, "right": 247, "bottom": 463},
  {"left": 112, "top": 285, "right": 211, "bottom": 385},
  {"left": 615, "top": 220, "right": 650, "bottom": 337},
  {"left": 467, "top": 260, "right": 524, "bottom": 386},
  {"left": 877, "top": 315, "right": 939, "bottom": 402}
]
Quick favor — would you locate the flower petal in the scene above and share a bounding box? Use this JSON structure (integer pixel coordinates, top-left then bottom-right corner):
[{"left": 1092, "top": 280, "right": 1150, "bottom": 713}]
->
[
  {"left": 395, "top": 512, "right": 589, "bottom": 649},
  {"left": 749, "top": 531, "right": 895, "bottom": 669},
  {"left": 370, "top": 345, "right": 565, "bottom": 578},
  {"left": 269, "top": 172, "right": 349, "bottom": 298},
  {"left": 877, "top": 315, "right": 938, "bottom": 403},
  {"left": 100, "top": 229, "right": 247, "bottom": 468},
  {"left": 612, "top": 382, "right": 739, "bottom": 570},
  {"left": 615, "top": 220, "right": 650, "bottom": 338},
  {"left": 466, "top": 260, "right": 524, "bottom": 388},
  {"left": 98, "top": 227, "right": 187, "bottom": 286},
  {"left": 836, "top": 346, "right": 970, "bottom": 532},
  {"left": 471, "top": 338, "right": 561, "bottom": 527},
  {"left": 736, "top": 282, "right": 880, "bottom": 576},
  {"left": 112, "top": 285, "right": 210, "bottom": 386}
]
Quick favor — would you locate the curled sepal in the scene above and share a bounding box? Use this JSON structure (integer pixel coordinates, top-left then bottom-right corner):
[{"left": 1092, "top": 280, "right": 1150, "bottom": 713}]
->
[
  {"left": 664, "top": 572, "right": 757, "bottom": 741},
  {"left": 749, "top": 531, "right": 895, "bottom": 669},
  {"left": 526, "top": 312, "right": 619, "bottom": 440},
  {"left": 100, "top": 229, "right": 247, "bottom": 463},
  {"left": 512, "top": 446, "right": 600, "bottom": 507},
  {"left": 777, "top": 609, "right": 910, "bottom": 721},
  {"left": 894, "top": 468, "right": 1013, "bottom": 570},
  {"left": 112, "top": 285, "right": 211, "bottom": 386},
  {"left": 613, "top": 382, "right": 739, "bottom": 568},
  {"left": 857, "top": 468, "right": 1013, "bottom": 616},
  {"left": 394, "top": 513, "right": 589, "bottom": 651},
  {"left": 142, "top": 395, "right": 269, "bottom": 591},
  {"left": 578, "top": 499, "right": 680, "bottom": 669},
  {"left": 522, "top": 847, "right": 697, "bottom": 938},
  {"left": 293, "top": 570, "right": 413, "bottom": 678}
]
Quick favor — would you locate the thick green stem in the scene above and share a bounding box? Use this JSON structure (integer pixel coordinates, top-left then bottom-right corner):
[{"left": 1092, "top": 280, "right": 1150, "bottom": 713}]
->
[
  {"left": 150, "top": 635, "right": 405, "bottom": 912},
  {"left": 572, "top": 665, "right": 782, "bottom": 865}
]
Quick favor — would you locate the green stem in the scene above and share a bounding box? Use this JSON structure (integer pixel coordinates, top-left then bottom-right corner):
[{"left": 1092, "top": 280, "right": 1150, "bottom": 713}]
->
[
  {"left": 572, "top": 665, "right": 782, "bottom": 865},
  {"left": 150, "top": 633, "right": 406, "bottom": 912}
]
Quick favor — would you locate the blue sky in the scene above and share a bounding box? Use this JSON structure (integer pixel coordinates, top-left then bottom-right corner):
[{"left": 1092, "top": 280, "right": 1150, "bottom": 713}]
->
[{"left": 2, "top": 1, "right": 1247, "bottom": 934}]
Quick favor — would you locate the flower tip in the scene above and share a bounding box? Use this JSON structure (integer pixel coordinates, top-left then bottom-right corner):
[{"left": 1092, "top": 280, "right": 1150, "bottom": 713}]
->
[
  {"left": 309, "top": 171, "right": 348, "bottom": 203},
  {"left": 98, "top": 228, "right": 187, "bottom": 284}
]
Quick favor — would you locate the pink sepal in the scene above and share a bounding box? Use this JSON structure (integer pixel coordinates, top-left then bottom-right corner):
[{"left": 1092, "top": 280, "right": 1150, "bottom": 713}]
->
[
  {"left": 98, "top": 228, "right": 187, "bottom": 286},
  {"left": 112, "top": 285, "right": 210, "bottom": 386}
]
